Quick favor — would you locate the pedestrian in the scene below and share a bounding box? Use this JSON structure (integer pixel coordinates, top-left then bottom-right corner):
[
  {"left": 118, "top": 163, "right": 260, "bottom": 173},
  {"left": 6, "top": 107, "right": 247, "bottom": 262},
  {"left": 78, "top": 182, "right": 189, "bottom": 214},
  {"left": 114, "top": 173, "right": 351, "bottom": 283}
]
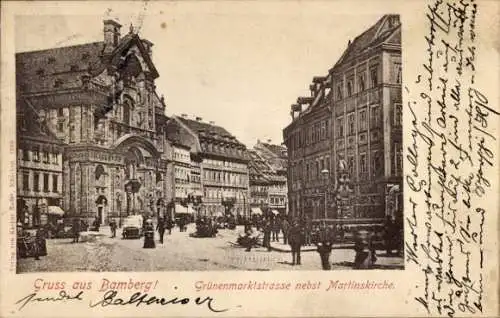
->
[
  {"left": 109, "top": 219, "right": 117, "bottom": 238},
  {"left": 166, "top": 217, "right": 173, "bottom": 235},
  {"left": 92, "top": 217, "right": 100, "bottom": 232},
  {"left": 281, "top": 218, "right": 290, "bottom": 245},
  {"left": 244, "top": 217, "right": 252, "bottom": 233},
  {"left": 305, "top": 216, "right": 313, "bottom": 246},
  {"left": 288, "top": 220, "right": 304, "bottom": 265},
  {"left": 384, "top": 215, "right": 395, "bottom": 255},
  {"left": 262, "top": 218, "right": 272, "bottom": 251},
  {"left": 157, "top": 218, "right": 165, "bottom": 244},
  {"left": 143, "top": 219, "right": 156, "bottom": 249},
  {"left": 315, "top": 222, "right": 333, "bottom": 270},
  {"left": 72, "top": 218, "right": 80, "bottom": 243},
  {"left": 271, "top": 217, "right": 279, "bottom": 242}
]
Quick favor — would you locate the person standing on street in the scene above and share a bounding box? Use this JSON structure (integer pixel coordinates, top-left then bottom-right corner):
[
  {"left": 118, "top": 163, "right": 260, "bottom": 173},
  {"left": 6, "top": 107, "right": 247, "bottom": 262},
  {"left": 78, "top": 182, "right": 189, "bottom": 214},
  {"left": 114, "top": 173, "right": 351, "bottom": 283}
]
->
[
  {"left": 288, "top": 220, "right": 304, "bottom": 265},
  {"left": 315, "top": 222, "right": 333, "bottom": 270},
  {"left": 143, "top": 219, "right": 156, "bottom": 249},
  {"left": 109, "top": 219, "right": 117, "bottom": 238},
  {"left": 262, "top": 218, "right": 272, "bottom": 251},
  {"left": 157, "top": 218, "right": 166, "bottom": 244},
  {"left": 272, "top": 217, "right": 280, "bottom": 242},
  {"left": 281, "top": 218, "right": 290, "bottom": 245},
  {"left": 166, "top": 217, "right": 173, "bottom": 235},
  {"left": 72, "top": 217, "right": 80, "bottom": 243}
]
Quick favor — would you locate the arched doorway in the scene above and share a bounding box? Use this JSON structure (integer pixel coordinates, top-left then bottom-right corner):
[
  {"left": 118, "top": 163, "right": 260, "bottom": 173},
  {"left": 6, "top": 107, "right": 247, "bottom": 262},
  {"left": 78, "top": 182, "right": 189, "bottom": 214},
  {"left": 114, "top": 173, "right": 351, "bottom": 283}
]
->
[{"left": 95, "top": 195, "right": 108, "bottom": 224}]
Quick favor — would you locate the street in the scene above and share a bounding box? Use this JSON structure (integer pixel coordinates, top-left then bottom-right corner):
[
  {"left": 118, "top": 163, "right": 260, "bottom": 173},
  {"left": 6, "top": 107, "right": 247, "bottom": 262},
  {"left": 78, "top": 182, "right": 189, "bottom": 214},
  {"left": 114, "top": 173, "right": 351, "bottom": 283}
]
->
[{"left": 17, "top": 224, "right": 404, "bottom": 272}]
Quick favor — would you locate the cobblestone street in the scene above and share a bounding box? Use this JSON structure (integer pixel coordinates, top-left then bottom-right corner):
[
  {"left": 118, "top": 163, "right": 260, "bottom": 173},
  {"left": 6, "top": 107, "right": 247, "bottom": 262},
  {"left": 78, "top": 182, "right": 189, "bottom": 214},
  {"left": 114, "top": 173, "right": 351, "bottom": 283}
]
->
[{"left": 17, "top": 224, "right": 404, "bottom": 272}]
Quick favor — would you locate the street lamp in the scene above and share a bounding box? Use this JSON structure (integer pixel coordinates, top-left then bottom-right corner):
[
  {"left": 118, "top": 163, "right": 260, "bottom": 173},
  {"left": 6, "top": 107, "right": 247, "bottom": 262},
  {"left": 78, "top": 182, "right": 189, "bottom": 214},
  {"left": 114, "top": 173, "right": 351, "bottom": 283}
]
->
[{"left": 321, "top": 169, "right": 329, "bottom": 220}]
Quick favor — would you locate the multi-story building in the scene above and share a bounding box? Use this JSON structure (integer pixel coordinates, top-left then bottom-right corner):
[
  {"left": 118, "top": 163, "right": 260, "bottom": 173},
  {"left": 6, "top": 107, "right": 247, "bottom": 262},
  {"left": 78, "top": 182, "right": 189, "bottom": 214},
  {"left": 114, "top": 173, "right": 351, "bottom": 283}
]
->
[
  {"left": 283, "top": 14, "right": 402, "bottom": 221},
  {"left": 165, "top": 115, "right": 250, "bottom": 218},
  {"left": 248, "top": 146, "right": 288, "bottom": 216},
  {"left": 16, "top": 101, "right": 65, "bottom": 228},
  {"left": 16, "top": 19, "right": 175, "bottom": 225}
]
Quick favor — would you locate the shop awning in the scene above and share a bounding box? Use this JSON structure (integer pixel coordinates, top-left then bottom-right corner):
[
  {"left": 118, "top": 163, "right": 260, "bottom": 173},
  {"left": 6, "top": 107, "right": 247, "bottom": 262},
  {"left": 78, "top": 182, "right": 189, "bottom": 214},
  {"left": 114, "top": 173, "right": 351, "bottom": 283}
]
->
[
  {"left": 47, "top": 206, "right": 64, "bottom": 216},
  {"left": 175, "top": 204, "right": 194, "bottom": 214},
  {"left": 271, "top": 209, "right": 279, "bottom": 215},
  {"left": 251, "top": 207, "right": 263, "bottom": 215}
]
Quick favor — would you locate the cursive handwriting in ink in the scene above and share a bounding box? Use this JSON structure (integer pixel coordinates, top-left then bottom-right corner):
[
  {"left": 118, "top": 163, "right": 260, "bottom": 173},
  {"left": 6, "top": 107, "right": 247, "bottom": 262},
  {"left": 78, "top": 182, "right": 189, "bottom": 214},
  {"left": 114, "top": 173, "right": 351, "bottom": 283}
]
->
[
  {"left": 15, "top": 290, "right": 84, "bottom": 311},
  {"left": 89, "top": 290, "right": 230, "bottom": 313}
]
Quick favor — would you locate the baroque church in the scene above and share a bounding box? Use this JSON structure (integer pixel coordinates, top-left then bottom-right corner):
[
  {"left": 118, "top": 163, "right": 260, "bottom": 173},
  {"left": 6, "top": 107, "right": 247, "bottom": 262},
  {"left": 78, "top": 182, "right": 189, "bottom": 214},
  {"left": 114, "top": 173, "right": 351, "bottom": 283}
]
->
[{"left": 16, "top": 20, "right": 174, "bottom": 225}]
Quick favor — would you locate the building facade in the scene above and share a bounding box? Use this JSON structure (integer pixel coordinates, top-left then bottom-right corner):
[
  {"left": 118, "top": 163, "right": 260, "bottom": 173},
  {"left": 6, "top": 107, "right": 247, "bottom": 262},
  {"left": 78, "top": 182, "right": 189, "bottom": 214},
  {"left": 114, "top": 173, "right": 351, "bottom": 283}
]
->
[
  {"left": 283, "top": 15, "right": 402, "bottom": 221},
  {"left": 248, "top": 144, "right": 288, "bottom": 216},
  {"left": 165, "top": 115, "right": 250, "bottom": 218},
  {"left": 16, "top": 101, "right": 65, "bottom": 227},
  {"left": 16, "top": 20, "right": 175, "bottom": 225}
]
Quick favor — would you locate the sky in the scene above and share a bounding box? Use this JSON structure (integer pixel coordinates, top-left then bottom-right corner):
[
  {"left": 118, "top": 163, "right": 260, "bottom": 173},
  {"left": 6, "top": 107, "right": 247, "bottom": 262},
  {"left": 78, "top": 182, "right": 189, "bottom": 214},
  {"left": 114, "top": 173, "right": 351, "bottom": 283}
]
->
[{"left": 15, "top": 2, "right": 385, "bottom": 147}]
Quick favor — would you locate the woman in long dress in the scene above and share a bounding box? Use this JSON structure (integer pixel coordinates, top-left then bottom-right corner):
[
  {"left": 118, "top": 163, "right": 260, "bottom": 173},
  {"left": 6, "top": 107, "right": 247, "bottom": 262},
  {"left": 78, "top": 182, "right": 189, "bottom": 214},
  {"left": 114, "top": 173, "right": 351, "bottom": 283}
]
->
[{"left": 143, "top": 219, "right": 156, "bottom": 249}]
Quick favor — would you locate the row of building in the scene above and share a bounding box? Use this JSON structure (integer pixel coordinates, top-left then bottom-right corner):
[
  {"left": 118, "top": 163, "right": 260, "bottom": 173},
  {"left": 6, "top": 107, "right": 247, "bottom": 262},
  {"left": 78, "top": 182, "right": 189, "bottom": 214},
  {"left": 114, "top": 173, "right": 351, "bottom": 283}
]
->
[
  {"left": 282, "top": 14, "right": 403, "bottom": 222},
  {"left": 16, "top": 19, "right": 287, "bottom": 227}
]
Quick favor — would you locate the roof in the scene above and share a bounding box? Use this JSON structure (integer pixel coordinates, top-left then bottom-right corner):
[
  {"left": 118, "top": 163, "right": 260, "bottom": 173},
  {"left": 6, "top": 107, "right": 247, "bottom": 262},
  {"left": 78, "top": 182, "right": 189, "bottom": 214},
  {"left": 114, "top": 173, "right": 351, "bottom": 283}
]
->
[
  {"left": 17, "top": 98, "right": 64, "bottom": 145},
  {"left": 16, "top": 31, "right": 160, "bottom": 95},
  {"left": 16, "top": 42, "right": 106, "bottom": 93},
  {"left": 331, "top": 14, "right": 401, "bottom": 71},
  {"left": 178, "top": 117, "right": 233, "bottom": 139}
]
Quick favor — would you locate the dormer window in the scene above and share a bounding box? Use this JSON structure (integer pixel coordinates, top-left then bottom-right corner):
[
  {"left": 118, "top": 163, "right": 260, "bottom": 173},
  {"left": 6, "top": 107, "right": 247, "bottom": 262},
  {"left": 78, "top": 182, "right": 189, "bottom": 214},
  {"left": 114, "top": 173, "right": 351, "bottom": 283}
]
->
[
  {"left": 82, "top": 53, "right": 89, "bottom": 60},
  {"left": 48, "top": 57, "right": 56, "bottom": 64}
]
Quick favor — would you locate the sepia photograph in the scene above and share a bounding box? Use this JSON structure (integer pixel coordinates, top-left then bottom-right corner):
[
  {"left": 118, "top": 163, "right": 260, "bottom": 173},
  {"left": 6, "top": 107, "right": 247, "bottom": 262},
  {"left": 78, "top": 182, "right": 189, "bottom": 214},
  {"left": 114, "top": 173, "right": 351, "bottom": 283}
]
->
[{"left": 15, "top": 10, "right": 403, "bottom": 273}]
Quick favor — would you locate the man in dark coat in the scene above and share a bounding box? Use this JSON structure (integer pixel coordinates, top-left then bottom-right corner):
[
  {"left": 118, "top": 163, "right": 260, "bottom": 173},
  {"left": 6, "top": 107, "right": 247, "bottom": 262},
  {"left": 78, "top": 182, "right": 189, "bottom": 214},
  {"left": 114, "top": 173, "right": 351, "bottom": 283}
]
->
[
  {"left": 109, "top": 219, "right": 117, "bottom": 238},
  {"left": 281, "top": 218, "right": 290, "bottom": 245},
  {"left": 143, "top": 219, "right": 156, "bottom": 249},
  {"left": 315, "top": 222, "right": 333, "bottom": 270},
  {"left": 262, "top": 219, "right": 272, "bottom": 251},
  {"left": 166, "top": 217, "right": 173, "bottom": 235},
  {"left": 288, "top": 220, "right": 304, "bottom": 265},
  {"left": 156, "top": 218, "right": 166, "bottom": 244},
  {"left": 72, "top": 218, "right": 80, "bottom": 243}
]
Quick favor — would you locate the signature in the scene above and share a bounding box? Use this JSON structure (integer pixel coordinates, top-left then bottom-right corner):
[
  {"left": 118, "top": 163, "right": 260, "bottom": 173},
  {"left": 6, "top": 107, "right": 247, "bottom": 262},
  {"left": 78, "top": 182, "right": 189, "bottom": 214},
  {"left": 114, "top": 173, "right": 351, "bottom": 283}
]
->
[
  {"left": 15, "top": 290, "right": 84, "bottom": 311},
  {"left": 89, "top": 290, "right": 230, "bottom": 313}
]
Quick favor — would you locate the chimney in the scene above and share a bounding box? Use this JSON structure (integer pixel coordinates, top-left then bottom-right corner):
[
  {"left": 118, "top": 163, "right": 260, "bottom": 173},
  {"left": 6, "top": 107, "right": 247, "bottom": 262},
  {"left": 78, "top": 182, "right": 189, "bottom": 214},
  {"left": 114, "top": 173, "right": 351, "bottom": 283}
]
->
[
  {"left": 103, "top": 19, "right": 122, "bottom": 47},
  {"left": 181, "top": 114, "right": 188, "bottom": 118},
  {"left": 196, "top": 117, "right": 203, "bottom": 122},
  {"left": 209, "top": 121, "right": 215, "bottom": 125},
  {"left": 348, "top": 39, "right": 352, "bottom": 46},
  {"left": 267, "top": 139, "right": 272, "bottom": 144}
]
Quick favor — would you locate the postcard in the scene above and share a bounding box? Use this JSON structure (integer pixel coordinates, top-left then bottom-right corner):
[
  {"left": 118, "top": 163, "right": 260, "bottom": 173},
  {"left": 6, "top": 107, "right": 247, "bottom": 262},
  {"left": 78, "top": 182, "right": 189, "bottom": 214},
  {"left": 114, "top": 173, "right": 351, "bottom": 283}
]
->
[{"left": 0, "top": 0, "right": 498, "bottom": 317}]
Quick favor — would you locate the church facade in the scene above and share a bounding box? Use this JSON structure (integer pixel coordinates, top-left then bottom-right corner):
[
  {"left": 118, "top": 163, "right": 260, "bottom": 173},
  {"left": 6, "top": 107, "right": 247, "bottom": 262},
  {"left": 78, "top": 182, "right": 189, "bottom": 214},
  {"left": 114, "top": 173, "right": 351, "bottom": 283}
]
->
[{"left": 16, "top": 20, "right": 175, "bottom": 225}]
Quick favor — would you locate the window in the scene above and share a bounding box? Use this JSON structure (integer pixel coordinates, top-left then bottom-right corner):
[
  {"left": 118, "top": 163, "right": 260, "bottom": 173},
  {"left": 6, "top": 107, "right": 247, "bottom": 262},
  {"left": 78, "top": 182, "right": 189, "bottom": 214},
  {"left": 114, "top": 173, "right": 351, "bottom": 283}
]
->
[
  {"left": 359, "top": 109, "right": 367, "bottom": 130},
  {"left": 326, "top": 119, "right": 330, "bottom": 137},
  {"left": 348, "top": 113, "right": 355, "bottom": 135},
  {"left": 33, "top": 173, "right": 40, "bottom": 192},
  {"left": 22, "top": 172, "right": 29, "bottom": 191},
  {"left": 393, "top": 143, "right": 402, "bottom": 176},
  {"left": 52, "top": 175, "right": 58, "bottom": 193},
  {"left": 321, "top": 121, "right": 326, "bottom": 139},
  {"left": 371, "top": 106, "right": 380, "bottom": 127},
  {"left": 372, "top": 152, "right": 382, "bottom": 177},
  {"left": 43, "top": 174, "right": 49, "bottom": 192},
  {"left": 370, "top": 68, "right": 378, "bottom": 87},
  {"left": 395, "top": 64, "right": 402, "bottom": 84},
  {"left": 337, "top": 117, "right": 344, "bottom": 137},
  {"left": 358, "top": 74, "right": 366, "bottom": 91},
  {"left": 57, "top": 122, "right": 64, "bottom": 132},
  {"left": 336, "top": 84, "right": 343, "bottom": 100},
  {"left": 394, "top": 104, "right": 402, "bottom": 127},
  {"left": 360, "top": 154, "right": 367, "bottom": 173},
  {"left": 348, "top": 156, "right": 355, "bottom": 176},
  {"left": 54, "top": 79, "right": 63, "bottom": 88},
  {"left": 33, "top": 146, "right": 40, "bottom": 162},
  {"left": 22, "top": 149, "right": 29, "bottom": 161},
  {"left": 70, "top": 125, "right": 76, "bottom": 143},
  {"left": 43, "top": 151, "right": 50, "bottom": 163},
  {"left": 347, "top": 80, "right": 353, "bottom": 97},
  {"left": 58, "top": 108, "right": 64, "bottom": 117}
]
